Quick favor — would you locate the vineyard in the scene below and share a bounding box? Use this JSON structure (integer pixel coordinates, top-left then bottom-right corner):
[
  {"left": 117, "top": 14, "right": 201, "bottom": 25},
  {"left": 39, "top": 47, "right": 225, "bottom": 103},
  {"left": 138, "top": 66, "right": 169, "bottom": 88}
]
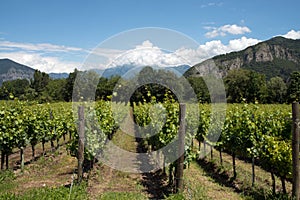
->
[{"left": 0, "top": 99, "right": 298, "bottom": 199}]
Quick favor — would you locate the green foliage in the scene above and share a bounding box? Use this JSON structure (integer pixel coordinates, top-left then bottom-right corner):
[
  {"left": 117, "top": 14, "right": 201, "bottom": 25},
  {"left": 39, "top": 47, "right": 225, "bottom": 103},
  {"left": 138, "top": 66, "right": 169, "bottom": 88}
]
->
[
  {"left": 267, "top": 77, "right": 287, "bottom": 103},
  {"left": 0, "top": 79, "right": 30, "bottom": 100},
  {"left": 129, "top": 67, "right": 182, "bottom": 104},
  {"left": 133, "top": 100, "right": 179, "bottom": 151},
  {"left": 243, "top": 58, "right": 300, "bottom": 81},
  {"left": 31, "top": 70, "right": 50, "bottom": 94},
  {"left": 63, "top": 68, "right": 78, "bottom": 102},
  {"left": 44, "top": 79, "right": 66, "bottom": 101},
  {"left": 219, "top": 104, "right": 291, "bottom": 180},
  {"left": 67, "top": 100, "right": 127, "bottom": 162},
  {"left": 195, "top": 103, "right": 293, "bottom": 184},
  {"left": 133, "top": 93, "right": 199, "bottom": 169},
  {"left": 96, "top": 76, "right": 120, "bottom": 101},
  {"left": 225, "top": 69, "right": 267, "bottom": 103},
  {"left": 0, "top": 101, "right": 76, "bottom": 170},
  {"left": 187, "top": 77, "right": 210, "bottom": 103},
  {"left": 258, "top": 136, "right": 292, "bottom": 178},
  {"left": 287, "top": 71, "right": 300, "bottom": 102}
]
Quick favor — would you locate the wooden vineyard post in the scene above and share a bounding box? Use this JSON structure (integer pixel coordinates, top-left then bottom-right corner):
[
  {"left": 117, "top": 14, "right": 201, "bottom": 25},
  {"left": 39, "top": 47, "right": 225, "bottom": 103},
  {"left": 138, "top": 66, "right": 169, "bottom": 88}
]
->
[
  {"left": 78, "top": 106, "right": 85, "bottom": 183},
  {"left": 50, "top": 110, "right": 55, "bottom": 152},
  {"left": 292, "top": 102, "right": 300, "bottom": 200},
  {"left": 175, "top": 103, "right": 186, "bottom": 192}
]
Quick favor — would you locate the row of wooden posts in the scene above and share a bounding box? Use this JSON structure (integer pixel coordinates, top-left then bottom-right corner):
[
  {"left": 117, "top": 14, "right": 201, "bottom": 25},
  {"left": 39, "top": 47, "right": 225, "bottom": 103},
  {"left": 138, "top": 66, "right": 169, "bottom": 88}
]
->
[{"left": 77, "top": 103, "right": 299, "bottom": 198}]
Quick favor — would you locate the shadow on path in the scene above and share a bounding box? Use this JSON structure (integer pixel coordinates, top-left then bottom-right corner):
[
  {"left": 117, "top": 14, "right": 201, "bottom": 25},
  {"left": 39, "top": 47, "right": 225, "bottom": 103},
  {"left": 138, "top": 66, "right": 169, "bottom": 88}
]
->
[
  {"left": 196, "top": 158, "right": 270, "bottom": 200},
  {"left": 136, "top": 137, "right": 173, "bottom": 199}
]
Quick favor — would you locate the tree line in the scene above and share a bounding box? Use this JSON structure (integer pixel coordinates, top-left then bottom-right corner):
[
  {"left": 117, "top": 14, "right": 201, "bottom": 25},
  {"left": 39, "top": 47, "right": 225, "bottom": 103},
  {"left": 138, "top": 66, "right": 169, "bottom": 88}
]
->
[
  {"left": 0, "top": 67, "right": 300, "bottom": 103},
  {"left": 189, "top": 69, "right": 300, "bottom": 104}
]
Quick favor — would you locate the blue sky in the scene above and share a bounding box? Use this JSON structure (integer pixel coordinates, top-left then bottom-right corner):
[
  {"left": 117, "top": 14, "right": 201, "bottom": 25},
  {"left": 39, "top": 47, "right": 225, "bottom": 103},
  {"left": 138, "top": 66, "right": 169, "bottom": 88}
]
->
[{"left": 0, "top": 0, "right": 299, "bottom": 72}]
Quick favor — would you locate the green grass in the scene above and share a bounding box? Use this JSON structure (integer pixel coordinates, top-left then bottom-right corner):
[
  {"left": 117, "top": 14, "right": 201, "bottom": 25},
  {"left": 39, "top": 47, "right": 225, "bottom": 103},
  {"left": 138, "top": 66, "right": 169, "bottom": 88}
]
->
[
  {"left": 193, "top": 142, "right": 293, "bottom": 200},
  {"left": 0, "top": 183, "right": 88, "bottom": 200},
  {"left": 98, "top": 192, "right": 190, "bottom": 200},
  {"left": 0, "top": 170, "right": 16, "bottom": 194},
  {"left": 98, "top": 192, "right": 146, "bottom": 200}
]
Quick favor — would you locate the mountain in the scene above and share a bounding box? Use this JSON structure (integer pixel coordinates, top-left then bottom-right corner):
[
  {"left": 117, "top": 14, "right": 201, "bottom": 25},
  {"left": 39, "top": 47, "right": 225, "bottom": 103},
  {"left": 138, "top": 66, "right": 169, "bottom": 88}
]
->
[
  {"left": 94, "top": 64, "right": 191, "bottom": 78},
  {"left": 49, "top": 72, "right": 69, "bottom": 79},
  {"left": 184, "top": 36, "right": 300, "bottom": 80},
  {"left": 169, "top": 65, "right": 191, "bottom": 75},
  {"left": 0, "top": 59, "right": 35, "bottom": 85}
]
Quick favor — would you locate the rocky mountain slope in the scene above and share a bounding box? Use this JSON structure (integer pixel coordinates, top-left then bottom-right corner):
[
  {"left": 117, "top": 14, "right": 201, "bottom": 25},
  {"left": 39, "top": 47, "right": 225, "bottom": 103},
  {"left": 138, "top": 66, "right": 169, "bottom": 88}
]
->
[
  {"left": 0, "top": 59, "right": 35, "bottom": 85},
  {"left": 184, "top": 36, "right": 300, "bottom": 80}
]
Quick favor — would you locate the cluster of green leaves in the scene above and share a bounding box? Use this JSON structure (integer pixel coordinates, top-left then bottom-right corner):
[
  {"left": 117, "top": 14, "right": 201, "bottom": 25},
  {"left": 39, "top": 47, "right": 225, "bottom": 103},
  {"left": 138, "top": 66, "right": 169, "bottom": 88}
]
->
[
  {"left": 133, "top": 98, "right": 179, "bottom": 151},
  {"left": 133, "top": 94, "right": 199, "bottom": 169},
  {"left": 67, "top": 100, "right": 128, "bottom": 162}
]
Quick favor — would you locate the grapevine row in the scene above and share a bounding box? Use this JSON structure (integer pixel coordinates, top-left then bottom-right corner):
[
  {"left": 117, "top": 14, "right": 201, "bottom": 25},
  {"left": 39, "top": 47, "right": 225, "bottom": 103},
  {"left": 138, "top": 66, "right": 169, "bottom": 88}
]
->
[
  {"left": 133, "top": 101, "right": 294, "bottom": 193},
  {"left": 197, "top": 103, "right": 292, "bottom": 193},
  {"left": 0, "top": 100, "right": 125, "bottom": 171}
]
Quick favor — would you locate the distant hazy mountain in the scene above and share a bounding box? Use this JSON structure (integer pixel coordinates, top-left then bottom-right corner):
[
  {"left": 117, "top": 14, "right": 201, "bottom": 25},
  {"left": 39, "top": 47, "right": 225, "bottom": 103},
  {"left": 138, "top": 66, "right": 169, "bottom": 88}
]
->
[
  {"left": 49, "top": 72, "right": 69, "bottom": 79},
  {"left": 185, "top": 36, "right": 300, "bottom": 80},
  {"left": 93, "top": 64, "right": 191, "bottom": 78},
  {"left": 0, "top": 59, "right": 35, "bottom": 85},
  {"left": 0, "top": 59, "right": 72, "bottom": 85},
  {"left": 0, "top": 59, "right": 191, "bottom": 85}
]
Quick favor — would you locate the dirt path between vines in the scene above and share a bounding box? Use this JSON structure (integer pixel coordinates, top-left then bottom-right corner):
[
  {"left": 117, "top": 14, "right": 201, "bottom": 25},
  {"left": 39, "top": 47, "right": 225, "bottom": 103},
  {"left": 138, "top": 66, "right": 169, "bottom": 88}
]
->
[
  {"left": 88, "top": 109, "right": 173, "bottom": 199},
  {"left": 88, "top": 110, "right": 246, "bottom": 199}
]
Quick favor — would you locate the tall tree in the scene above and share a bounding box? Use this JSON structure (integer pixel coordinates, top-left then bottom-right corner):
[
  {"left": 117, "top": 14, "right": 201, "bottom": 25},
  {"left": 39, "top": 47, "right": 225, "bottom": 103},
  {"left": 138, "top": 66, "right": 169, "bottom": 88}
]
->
[
  {"left": 187, "top": 77, "right": 210, "bottom": 103},
  {"left": 31, "top": 70, "right": 50, "bottom": 94},
  {"left": 267, "top": 77, "right": 287, "bottom": 103},
  {"left": 225, "top": 69, "right": 266, "bottom": 103},
  {"left": 96, "top": 76, "right": 121, "bottom": 100},
  {"left": 287, "top": 71, "right": 300, "bottom": 102},
  {"left": 63, "top": 68, "right": 78, "bottom": 101},
  {"left": 44, "top": 79, "right": 66, "bottom": 101}
]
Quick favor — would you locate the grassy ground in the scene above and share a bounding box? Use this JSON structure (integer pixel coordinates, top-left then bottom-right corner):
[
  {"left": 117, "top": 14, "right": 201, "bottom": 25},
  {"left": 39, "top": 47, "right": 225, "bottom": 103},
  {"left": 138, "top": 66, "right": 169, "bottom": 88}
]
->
[
  {"left": 192, "top": 140, "right": 292, "bottom": 200},
  {"left": 183, "top": 161, "right": 243, "bottom": 200}
]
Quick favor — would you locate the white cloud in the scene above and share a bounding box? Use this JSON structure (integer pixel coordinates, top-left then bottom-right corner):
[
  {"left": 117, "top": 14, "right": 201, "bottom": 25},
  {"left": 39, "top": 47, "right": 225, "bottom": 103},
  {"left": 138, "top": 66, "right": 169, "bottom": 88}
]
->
[
  {"left": 228, "top": 37, "right": 261, "bottom": 51},
  {"left": 0, "top": 40, "right": 85, "bottom": 53},
  {"left": 281, "top": 30, "right": 300, "bottom": 39},
  {"left": 174, "top": 37, "right": 260, "bottom": 65},
  {"left": 0, "top": 40, "right": 87, "bottom": 73},
  {"left": 102, "top": 37, "right": 261, "bottom": 69},
  {"left": 108, "top": 41, "right": 187, "bottom": 68},
  {"left": 205, "top": 24, "right": 251, "bottom": 38},
  {"left": 0, "top": 51, "right": 80, "bottom": 73},
  {"left": 0, "top": 36, "right": 261, "bottom": 73}
]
